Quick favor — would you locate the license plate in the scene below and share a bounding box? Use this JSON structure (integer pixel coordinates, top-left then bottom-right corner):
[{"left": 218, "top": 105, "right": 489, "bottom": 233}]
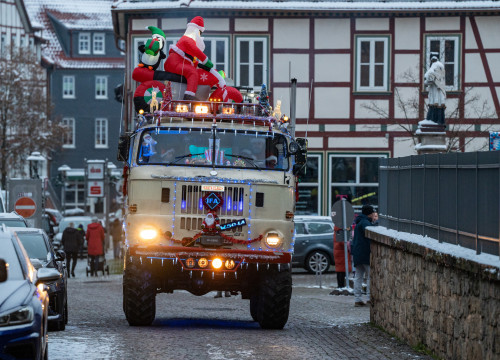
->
[{"left": 200, "top": 235, "right": 223, "bottom": 246}]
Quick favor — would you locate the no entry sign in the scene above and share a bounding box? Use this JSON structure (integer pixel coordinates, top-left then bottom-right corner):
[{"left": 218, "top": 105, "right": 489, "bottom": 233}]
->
[{"left": 14, "top": 197, "right": 37, "bottom": 218}]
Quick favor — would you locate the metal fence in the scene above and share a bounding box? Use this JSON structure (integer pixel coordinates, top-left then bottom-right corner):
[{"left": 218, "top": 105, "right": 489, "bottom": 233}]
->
[{"left": 379, "top": 151, "right": 500, "bottom": 257}]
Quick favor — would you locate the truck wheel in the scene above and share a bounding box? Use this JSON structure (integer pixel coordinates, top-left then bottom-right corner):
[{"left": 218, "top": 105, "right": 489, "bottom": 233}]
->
[
  {"left": 123, "top": 263, "right": 156, "bottom": 326},
  {"left": 257, "top": 267, "right": 292, "bottom": 329},
  {"left": 249, "top": 295, "right": 259, "bottom": 322}
]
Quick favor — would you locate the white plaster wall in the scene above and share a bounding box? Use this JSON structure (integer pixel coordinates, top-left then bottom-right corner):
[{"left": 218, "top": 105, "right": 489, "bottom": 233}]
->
[
  {"left": 356, "top": 124, "right": 382, "bottom": 132},
  {"left": 464, "top": 137, "right": 488, "bottom": 152},
  {"left": 445, "top": 98, "right": 460, "bottom": 119},
  {"left": 328, "top": 137, "right": 388, "bottom": 149},
  {"left": 314, "top": 54, "right": 350, "bottom": 82},
  {"left": 486, "top": 53, "right": 500, "bottom": 82},
  {"left": 356, "top": 18, "right": 389, "bottom": 31},
  {"left": 273, "top": 54, "right": 309, "bottom": 83},
  {"left": 387, "top": 124, "right": 407, "bottom": 132},
  {"left": 296, "top": 124, "right": 319, "bottom": 132},
  {"left": 315, "top": 88, "right": 350, "bottom": 118},
  {"left": 325, "top": 124, "right": 350, "bottom": 132},
  {"left": 394, "top": 54, "right": 420, "bottom": 83},
  {"left": 235, "top": 18, "right": 268, "bottom": 32},
  {"left": 465, "top": 53, "right": 487, "bottom": 83},
  {"left": 464, "top": 87, "right": 495, "bottom": 118},
  {"left": 306, "top": 137, "right": 323, "bottom": 149},
  {"left": 475, "top": 16, "right": 500, "bottom": 49},
  {"left": 481, "top": 123, "right": 500, "bottom": 132},
  {"left": 161, "top": 18, "right": 188, "bottom": 31},
  {"left": 203, "top": 18, "right": 229, "bottom": 31},
  {"left": 394, "top": 87, "right": 419, "bottom": 119},
  {"left": 273, "top": 87, "right": 310, "bottom": 119},
  {"left": 393, "top": 137, "right": 418, "bottom": 157},
  {"left": 425, "top": 17, "right": 460, "bottom": 31},
  {"left": 355, "top": 99, "right": 389, "bottom": 119},
  {"left": 449, "top": 123, "right": 475, "bottom": 132},
  {"left": 395, "top": 18, "right": 420, "bottom": 50},
  {"left": 465, "top": 18, "right": 478, "bottom": 50},
  {"left": 274, "top": 19, "right": 309, "bottom": 49},
  {"left": 132, "top": 19, "right": 156, "bottom": 31},
  {"left": 314, "top": 19, "right": 350, "bottom": 49}
]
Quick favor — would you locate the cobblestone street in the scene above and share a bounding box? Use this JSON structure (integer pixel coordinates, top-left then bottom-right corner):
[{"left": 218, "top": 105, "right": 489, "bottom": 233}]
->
[{"left": 48, "top": 259, "right": 433, "bottom": 360}]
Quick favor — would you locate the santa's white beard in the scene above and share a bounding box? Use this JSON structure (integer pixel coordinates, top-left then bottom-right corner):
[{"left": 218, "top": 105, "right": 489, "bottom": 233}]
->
[
  {"left": 184, "top": 26, "right": 205, "bottom": 52},
  {"left": 195, "top": 34, "right": 205, "bottom": 52}
]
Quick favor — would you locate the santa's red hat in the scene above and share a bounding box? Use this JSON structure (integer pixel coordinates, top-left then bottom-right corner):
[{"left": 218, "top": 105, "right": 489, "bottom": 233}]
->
[{"left": 188, "top": 16, "right": 205, "bottom": 32}]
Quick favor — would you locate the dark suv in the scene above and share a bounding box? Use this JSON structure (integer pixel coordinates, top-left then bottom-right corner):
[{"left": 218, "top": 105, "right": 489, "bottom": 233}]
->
[{"left": 292, "top": 216, "right": 334, "bottom": 274}]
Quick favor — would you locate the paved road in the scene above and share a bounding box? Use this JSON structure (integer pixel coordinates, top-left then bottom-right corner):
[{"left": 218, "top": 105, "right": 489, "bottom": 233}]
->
[{"left": 48, "top": 258, "right": 431, "bottom": 360}]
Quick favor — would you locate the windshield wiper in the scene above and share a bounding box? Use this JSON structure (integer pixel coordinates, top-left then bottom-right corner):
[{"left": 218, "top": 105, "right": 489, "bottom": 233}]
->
[
  {"left": 225, "top": 154, "right": 261, "bottom": 170},
  {"left": 167, "top": 153, "right": 204, "bottom": 165}
]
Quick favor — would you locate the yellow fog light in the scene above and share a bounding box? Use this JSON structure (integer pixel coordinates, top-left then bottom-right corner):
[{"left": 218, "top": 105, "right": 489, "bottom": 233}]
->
[
  {"left": 185, "top": 258, "right": 196, "bottom": 268},
  {"left": 225, "top": 259, "right": 235, "bottom": 270},
  {"left": 195, "top": 105, "right": 209, "bottom": 114},
  {"left": 139, "top": 228, "right": 158, "bottom": 240},
  {"left": 265, "top": 232, "right": 281, "bottom": 248},
  {"left": 198, "top": 258, "right": 208, "bottom": 268},
  {"left": 212, "top": 258, "right": 223, "bottom": 269},
  {"left": 176, "top": 104, "right": 189, "bottom": 113}
]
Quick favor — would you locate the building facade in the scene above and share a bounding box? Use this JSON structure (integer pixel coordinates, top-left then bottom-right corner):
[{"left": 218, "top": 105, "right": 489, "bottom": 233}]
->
[{"left": 111, "top": 0, "right": 500, "bottom": 216}]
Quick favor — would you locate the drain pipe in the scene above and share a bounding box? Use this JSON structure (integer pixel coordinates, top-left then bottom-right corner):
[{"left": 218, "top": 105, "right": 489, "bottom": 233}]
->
[{"left": 290, "top": 78, "right": 297, "bottom": 137}]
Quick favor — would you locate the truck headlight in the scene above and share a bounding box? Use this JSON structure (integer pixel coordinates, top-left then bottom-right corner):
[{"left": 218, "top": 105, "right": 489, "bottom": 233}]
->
[
  {"left": 139, "top": 227, "right": 158, "bottom": 241},
  {"left": 0, "top": 306, "right": 34, "bottom": 327},
  {"left": 265, "top": 232, "right": 282, "bottom": 248}
]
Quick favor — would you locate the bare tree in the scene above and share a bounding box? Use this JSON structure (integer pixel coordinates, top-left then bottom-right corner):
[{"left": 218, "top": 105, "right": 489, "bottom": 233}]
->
[
  {"left": 362, "top": 67, "right": 497, "bottom": 152},
  {"left": 0, "top": 46, "right": 66, "bottom": 188}
]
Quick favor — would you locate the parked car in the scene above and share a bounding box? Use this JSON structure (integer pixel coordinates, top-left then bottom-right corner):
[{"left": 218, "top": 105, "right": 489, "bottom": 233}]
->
[
  {"left": 0, "top": 227, "right": 61, "bottom": 359},
  {"left": 53, "top": 216, "right": 93, "bottom": 257},
  {"left": 293, "top": 216, "right": 335, "bottom": 274},
  {"left": 12, "top": 227, "right": 68, "bottom": 331},
  {"left": 0, "top": 212, "right": 29, "bottom": 228}
]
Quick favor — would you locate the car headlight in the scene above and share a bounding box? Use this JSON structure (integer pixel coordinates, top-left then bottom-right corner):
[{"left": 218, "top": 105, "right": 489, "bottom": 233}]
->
[
  {"left": 0, "top": 306, "right": 34, "bottom": 327},
  {"left": 139, "top": 227, "right": 158, "bottom": 241},
  {"left": 265, "top": 232, "right": 282, "bottom": 248}
]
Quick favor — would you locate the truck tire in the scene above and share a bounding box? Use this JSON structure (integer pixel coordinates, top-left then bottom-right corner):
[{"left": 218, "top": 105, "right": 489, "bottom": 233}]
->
[
  {"left": 123, "top": 263, "right": 156, "bottom": 326},
  {"left": 256, "top": 267, "right": 292, "bottom": 329},
  {"left": 249, "top": 295, "right": 259, "bottom": 322}
]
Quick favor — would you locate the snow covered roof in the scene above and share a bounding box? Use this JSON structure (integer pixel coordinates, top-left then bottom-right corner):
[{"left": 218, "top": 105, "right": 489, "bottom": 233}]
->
[{"left": 24, "top": 0, "right": 124, "bottom": 70}]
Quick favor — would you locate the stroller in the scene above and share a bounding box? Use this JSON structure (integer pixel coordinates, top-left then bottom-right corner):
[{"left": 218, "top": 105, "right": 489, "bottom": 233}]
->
[{"left": 86, "top": 254, "right": 110, "bottom": 277}]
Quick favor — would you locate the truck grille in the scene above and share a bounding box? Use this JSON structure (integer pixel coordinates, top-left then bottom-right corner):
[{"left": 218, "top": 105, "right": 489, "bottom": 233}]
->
[
  {"left": 180, "top": 216, "right": 243, "bottom": 233},
  {"left": 180, "top": 185, "right": 245, "bottom": 217}
]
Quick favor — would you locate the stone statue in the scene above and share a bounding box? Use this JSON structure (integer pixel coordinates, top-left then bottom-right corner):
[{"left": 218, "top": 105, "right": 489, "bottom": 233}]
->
[{"left": 424, "top": 54, "right": 446, "bottom": 125}]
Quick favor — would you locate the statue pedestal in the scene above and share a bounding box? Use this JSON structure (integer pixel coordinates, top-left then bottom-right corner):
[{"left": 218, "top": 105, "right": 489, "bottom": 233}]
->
[{"left": 415, "top": 120, "right": 447, "bottom": 155}]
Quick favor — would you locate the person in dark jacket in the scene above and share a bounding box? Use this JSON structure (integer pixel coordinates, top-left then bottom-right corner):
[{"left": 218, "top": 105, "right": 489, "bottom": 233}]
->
[
  {"left": 61, "top": 222, "right": 83, "bottom": 277},
  {"left": 111, "top": 218, "right": 122, "bottom": 259},
  {"left": 76, "top": 224, "right": 85, "bottom": 259},
  {"left": 351, "top": 204, "right": 378, "bottom": 307},
  {"left": 86, "top": 217, "right": 105, "bottom": 276}
]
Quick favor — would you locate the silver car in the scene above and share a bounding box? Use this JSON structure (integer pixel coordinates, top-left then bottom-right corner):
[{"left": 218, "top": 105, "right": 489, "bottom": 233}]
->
[{"left": 292, "top": 216, "right": 334, "bottom": 274}]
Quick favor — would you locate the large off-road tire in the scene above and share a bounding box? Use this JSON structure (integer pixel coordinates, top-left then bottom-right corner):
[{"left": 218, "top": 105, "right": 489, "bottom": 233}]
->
[
  {"left": 123, "top": 262, "right": 156, "bottom": 326},
  {"left": 249, "top": 295, "right": 259, "bottom": 322},
  {"left": 256, "top": 267, "right": 292, "bottom": 329}
]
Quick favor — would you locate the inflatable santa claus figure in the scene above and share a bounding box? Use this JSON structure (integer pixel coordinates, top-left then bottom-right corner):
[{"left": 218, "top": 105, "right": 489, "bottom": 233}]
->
[{"left": 165, "top": 16, "right": 214, "bottom": 100}]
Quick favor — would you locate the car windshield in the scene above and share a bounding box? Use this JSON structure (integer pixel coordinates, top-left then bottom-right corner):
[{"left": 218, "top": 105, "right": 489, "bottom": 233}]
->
[
  {"left": 16, "top": 233, "right": 49, "bottom": 261},
  {"left": 0, "top": 219, "right": 26, "bottom": 227},
  {"left": 0, "top": 240, "right": 24, "bottom": 280},
  {"left": 136, "top": 127, "right": 289, "bottom": 171}
]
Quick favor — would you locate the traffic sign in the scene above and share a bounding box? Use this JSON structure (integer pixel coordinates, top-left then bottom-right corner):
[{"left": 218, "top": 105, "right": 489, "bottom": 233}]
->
[
  {"left": 88, "top": 181, "right": 104, "bottom": 197},
  {"left": 14, "top": 197, "right": 37, "bottom": 218},
  {"left": 331, "top": 199, "right": 354, "bottom": 233}
]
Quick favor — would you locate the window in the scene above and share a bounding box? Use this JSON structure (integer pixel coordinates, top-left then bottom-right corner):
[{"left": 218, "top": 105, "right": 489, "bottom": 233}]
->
[
  {"left": 79, "top": 33, "right": 90, "bottom": 54},
  {"left": 355, "top": 36, "right": 390, "bottom": 92},
  {"left": 236, "top": 37, "right": 268, "bottom": 89},
  {"left": 329, "top": 154, "right": 387, "bottom": 214},
  {"left": 425, "top": 35, "right": 460, "bottom": 91},
  {"left": 65, "top": 181, "right": 85, "bottom": 209},
  {"left": 62, "top": 76, "right": 75, "bottom": 98},
  {"left": 203, "top": 37, "right": 229, "bottom": 75},
  {"left": 297, "top": 154, "right": 322, "bottom": 215},
  {"left": 95, "top": 118, "right": 108, "bottom": 148},
  {"left": 93, "top": 33, "right": 105, "bottom": 55},
  {"left": 0, "top": 34, "right": 5, "bottom": 56},
  {"left": 307, "top": 222, "right": 333, "bottom": 235},
  {"left": 95, "top": 76, "right": 107, "bottom": 99},
  {"left": 62, "top": 118, "right": 75, "bottom": 148}
]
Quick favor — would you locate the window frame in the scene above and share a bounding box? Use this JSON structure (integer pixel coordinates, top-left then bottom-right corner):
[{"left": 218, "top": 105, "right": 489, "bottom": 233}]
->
[
  {"left": 62, "top": 117, "right": 75, "bottom": 148},
  {"left": 62, "top": 75, "right": 75, "bottom": 99},
  {"left": 95, "top": 118, "right": 108, "bottom": 149},
  {"left": 78, "top": 32, "right": 90, "bottom": 55},
  {"left": 203, "top": 36, "right": 230, "bottom": 77},
  {"left": 424, "top": 34, "right": 461, "bottom": 91},
  {"left": 297, "top": 152, "right": 323, "bottom": 216},
  {"left": 235, "top": 36, "right": 269, "bottom": 90},
  {"left": 93, "top": 33, "right": 105, "bottom": 55},
  {"left": 95, "top": 76, "right": 108, "bottom": 99},
  {"left": 355, "top": 35, "right": 390, "bottom": 92}
]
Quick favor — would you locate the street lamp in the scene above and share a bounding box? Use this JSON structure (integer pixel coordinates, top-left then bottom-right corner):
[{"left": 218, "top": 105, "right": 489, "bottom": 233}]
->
[
  {"left": 27, "top": 151, "right": 46, "bottom": 179},
  {"left": 57, "top": 164, "right": 71, "bottom": 212}
]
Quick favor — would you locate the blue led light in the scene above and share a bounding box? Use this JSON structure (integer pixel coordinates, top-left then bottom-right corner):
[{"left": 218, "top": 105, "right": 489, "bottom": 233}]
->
[
  {"left": 199, "top": 198, "right": 203, "bottom": 210},
  {"left": 181, "top": 200, "right": 186, "bottom": 209}
]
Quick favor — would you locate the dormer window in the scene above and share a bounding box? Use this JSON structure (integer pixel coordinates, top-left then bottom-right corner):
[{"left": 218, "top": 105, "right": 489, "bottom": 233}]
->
[
  {"left": 79, "top": 33, "right": 90, "bottom": 54},
  {"left": 93, "top": 33, "right": 105, "bottom": 55}
]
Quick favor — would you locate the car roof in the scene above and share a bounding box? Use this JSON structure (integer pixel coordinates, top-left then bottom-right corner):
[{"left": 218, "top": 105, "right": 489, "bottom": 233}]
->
[
  {"left": 0, "top": 212, "right": 24, "bottom": 219},
  {"left": 294, "top": 215, "right": 333, "bottom": 222},
  {"left": 9, "top": 227, "right": 45, "bottom": 235},
  {"left": 60, "top": 216, "right": 92, "bottom": 221}
]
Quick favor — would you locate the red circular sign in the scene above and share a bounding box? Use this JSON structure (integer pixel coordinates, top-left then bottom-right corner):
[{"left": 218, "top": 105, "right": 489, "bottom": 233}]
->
[{"left": 14, "top": 197, "right": 37, "bottom": 218}]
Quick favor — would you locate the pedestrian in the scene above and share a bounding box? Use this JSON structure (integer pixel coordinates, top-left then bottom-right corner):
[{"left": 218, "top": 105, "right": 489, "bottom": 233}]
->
[
  {"left": 111, "top": 218, "right": 122, "bottom": 259},
  {"left": 61, "top": 222, "right": 83, "bottom": 277},
  {"left": 351, "top": 204, "right": 377, "bottom": 307},
  {"left": 76, "top": 224, "right": 85, "bottom": 259},
  {"left": 86, "top": 217, "right": 105, "bottom": 276},
  {"left": 333, "top": 225, "right": 352, "bottom": 288}
]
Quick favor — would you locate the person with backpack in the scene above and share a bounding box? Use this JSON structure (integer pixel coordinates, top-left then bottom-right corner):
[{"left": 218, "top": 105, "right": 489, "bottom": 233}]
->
[{"left": 86, "top": 217, "right": 105, "bottom": 276}]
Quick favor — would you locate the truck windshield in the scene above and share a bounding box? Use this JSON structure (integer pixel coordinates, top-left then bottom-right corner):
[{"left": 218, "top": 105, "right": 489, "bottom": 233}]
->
[{"left": 137, "top": 128, "right": 289, "bottom": 171}]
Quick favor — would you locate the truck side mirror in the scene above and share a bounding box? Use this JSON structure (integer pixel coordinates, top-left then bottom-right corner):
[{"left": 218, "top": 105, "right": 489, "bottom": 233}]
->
[
  {"left": 0, "top": 259, "right": 7, "bottom": 282},
  {"left": 292, "top": 138, "right": 308, "bottom": 176},
  {"left": 117, "top": 133, "right": 131, "bottom": 162}
]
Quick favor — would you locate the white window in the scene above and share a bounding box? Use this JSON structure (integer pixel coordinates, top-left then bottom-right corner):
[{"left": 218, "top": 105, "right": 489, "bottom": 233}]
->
[
  {"left": 236, "top": 37, "right": 268, "bottom": 89},
  {"left": 95, "top": 76, "right": 108, "bottom": 99},
  {"left": 203, "top": 37, "right": 229, "bottom": 76},
  {"left": 95, "top": 118, "right": 108, "bottom": 148},
  {"left": 62, "top": 76, "right": 75, "bottom": 98},
  {"left": 355, "top": 36, "right": 390, "bottom": 92},
  {"left": 93, "top": 33, "right": 105, "bottom": 54},
  {"left": 297, "top": 154, "right": 322, "bottom": 215},
  {"left": 62, "top": 118, "right": 75, "bottom": 148},
  {"left": 328, "top": 154, "right": 387, "bottom": 214},
  {"left": 425, "top": 35, "right": 460, "bottom": 91},
  {"left": 79, "top": 33, "right": 90, "bottom": 54}
]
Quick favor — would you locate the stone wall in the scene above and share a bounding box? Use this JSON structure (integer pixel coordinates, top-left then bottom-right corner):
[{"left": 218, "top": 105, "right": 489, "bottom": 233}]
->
[{"left": 366, "top": 229, "right": 500, "bottom": 360}]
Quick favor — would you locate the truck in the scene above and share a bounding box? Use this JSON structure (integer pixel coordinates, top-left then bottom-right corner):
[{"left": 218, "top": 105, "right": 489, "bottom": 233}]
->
[{"left": 118, "top": 73, "right": 307, "bottom": 330}]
